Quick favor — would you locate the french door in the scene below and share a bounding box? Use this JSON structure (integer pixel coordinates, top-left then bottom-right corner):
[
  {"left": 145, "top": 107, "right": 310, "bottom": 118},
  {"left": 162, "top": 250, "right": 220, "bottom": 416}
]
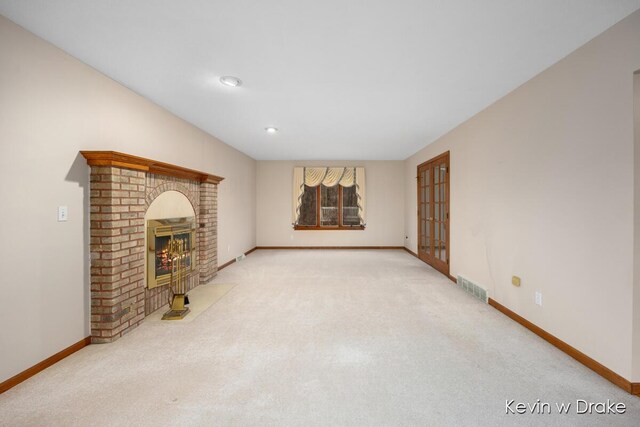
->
[{"left": 417, "top": 152, "right": 450, "bottom": 276}]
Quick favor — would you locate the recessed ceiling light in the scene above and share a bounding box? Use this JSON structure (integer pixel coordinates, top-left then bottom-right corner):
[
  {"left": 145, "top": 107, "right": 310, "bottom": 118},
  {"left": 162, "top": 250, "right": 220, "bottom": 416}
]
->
[
  {"left": 219, "top": 76, "right": 242, "bottom": 87},
  {"left": 265, "top": 127, "right": 278, "bottom": 134}
]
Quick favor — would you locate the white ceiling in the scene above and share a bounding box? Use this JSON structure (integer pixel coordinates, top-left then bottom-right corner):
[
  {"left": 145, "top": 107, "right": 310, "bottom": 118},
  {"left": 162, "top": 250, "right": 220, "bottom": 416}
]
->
[{"left": 1, "top": 1, "right": 639, "bottom": 160}]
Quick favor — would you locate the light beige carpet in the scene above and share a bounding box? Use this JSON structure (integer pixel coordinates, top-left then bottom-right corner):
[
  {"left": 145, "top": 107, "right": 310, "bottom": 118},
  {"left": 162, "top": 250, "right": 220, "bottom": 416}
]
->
[
  {"left": 145, "top": 283, "right": 237, "bottom": 323},
  {"left": 0, "top": 250, "right": 639, "bottom": 426}
]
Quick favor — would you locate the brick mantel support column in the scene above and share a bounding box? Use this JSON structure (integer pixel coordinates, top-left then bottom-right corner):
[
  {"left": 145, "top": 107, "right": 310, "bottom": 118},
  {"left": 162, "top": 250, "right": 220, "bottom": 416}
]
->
[
  {"left": 198, "top": 182, "right": 218, "bottom": 284},
  {"left": 89, "top": 166, "right": 146, "bottom": 343}
]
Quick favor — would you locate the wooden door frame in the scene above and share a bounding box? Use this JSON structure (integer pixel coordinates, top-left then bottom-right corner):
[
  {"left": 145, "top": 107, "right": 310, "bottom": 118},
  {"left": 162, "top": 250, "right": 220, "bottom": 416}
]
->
[{"left": 416, "top": 151, "right": 450, "bottom": 278}]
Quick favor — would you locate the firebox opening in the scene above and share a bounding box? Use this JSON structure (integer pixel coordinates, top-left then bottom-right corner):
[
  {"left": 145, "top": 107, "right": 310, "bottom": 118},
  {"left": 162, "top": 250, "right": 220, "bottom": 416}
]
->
[{"left": 147, "top": 217, "right": 197, "bottom": 289}]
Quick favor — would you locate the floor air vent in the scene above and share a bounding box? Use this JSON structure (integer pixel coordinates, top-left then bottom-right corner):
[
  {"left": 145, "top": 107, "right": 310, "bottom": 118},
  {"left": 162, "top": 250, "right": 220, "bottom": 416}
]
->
[
  {"left": 457, "top": 275, "right": 488, "bottom": 303},
  {"left": 235, "top": 254, "right": 246, "bottom": 262}
]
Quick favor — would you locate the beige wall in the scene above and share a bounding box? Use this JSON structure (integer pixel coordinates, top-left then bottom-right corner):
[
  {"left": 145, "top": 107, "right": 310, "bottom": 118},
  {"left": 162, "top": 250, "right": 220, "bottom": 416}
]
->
[
  {"left": 0, "top": 16, "right": 256, "bottom": 383},
  {"left": 405, "top": 10, "right": 640, "bottom": 380},
  {"left": 257, "top": 161, "right": 404, "bottom": 247}
]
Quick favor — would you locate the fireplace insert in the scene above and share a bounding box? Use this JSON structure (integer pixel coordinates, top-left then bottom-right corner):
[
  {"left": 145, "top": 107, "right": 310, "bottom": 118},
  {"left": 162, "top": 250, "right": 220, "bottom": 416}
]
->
[{"left": 147, "top": 217, "right": 197, "bottom": 289}]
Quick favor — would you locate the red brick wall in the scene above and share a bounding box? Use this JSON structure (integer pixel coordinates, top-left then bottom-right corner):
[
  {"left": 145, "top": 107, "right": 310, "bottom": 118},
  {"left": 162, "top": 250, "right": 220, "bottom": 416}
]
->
[
  {"left": 89, "top": 166, "right": 146, "bottom": 343},
  {"left": 199, "top": 182, "right": 218, "bottom": 284}
]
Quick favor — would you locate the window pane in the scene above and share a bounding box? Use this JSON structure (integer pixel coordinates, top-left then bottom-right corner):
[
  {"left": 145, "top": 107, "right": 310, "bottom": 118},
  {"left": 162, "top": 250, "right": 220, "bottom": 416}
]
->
[
  {"left": 321, "top": 185, "right": 339, "bottom": 226},
  {"left": 298, "top": 185, "right": 317, "bottom": 226},
  {"left": 342, "top": 186, "right": 360, "bottom": 226}
]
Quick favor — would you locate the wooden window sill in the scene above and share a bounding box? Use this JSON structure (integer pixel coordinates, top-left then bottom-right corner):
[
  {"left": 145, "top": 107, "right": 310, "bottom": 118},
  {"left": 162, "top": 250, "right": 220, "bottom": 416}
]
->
[{"left": 294, "top": 226, "right": 365, "bottom": 231}]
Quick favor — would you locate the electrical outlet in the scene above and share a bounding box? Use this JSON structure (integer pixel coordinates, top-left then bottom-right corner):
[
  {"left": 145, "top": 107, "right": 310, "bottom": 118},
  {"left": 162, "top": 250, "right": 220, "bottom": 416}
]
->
[
  {"left": 58, "top": 206, "right": 68, "bottom": 222},
  {"left": 535, "top": 291, "right": 542, "bottom": 307}
]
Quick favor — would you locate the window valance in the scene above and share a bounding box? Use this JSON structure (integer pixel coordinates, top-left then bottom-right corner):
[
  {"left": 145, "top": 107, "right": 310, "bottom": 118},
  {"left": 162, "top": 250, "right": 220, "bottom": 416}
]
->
[{"left": 292, "top": 167, "right": 365, "bottom": 226}]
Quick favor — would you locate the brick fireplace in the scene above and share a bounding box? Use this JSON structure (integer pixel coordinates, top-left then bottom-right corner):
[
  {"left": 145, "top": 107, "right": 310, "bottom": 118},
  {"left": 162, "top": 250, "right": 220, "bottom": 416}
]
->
[{"left": 81, "top": 151, "right": 223, "bottom": 343}]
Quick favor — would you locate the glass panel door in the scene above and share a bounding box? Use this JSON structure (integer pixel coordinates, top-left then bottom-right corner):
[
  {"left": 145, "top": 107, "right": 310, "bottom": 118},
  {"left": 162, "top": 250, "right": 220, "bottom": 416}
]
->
[
  {"left": 416, "top": 152, "right": 449, "bottom": 276},
  {"left": 432, "top": 159, "right": 449, "bottom": 274},
  {"left": 417, "top": 163, "right": 432, "bottom": 264}
]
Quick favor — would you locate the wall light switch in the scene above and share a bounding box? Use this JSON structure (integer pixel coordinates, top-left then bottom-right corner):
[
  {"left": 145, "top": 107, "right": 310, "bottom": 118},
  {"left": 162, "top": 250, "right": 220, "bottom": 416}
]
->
[
  {"left": 535, "top": 291, "right": 543, "bottom": 307},
  {"left": 512, "top": 276, "right": 521, "bottom": 287},
  {"left": 58, "top": 206, "right": 68, "bottom": 222}
]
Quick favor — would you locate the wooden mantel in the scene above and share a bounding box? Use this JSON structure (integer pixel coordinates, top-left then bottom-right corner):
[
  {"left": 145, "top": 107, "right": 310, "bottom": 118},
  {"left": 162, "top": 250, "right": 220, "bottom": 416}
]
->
[{"left": 80, "top": 151, "right": 224, "bottom": 184}]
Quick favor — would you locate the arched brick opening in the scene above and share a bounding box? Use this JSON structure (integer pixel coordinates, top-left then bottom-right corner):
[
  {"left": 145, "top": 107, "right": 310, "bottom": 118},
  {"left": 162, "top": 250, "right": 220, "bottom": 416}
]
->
[
  {"left": 144, "top": 180, "right": 201, "bottom": 315},
  {"left": 145, "top": 181, "right": 199, "bottom": 214}
]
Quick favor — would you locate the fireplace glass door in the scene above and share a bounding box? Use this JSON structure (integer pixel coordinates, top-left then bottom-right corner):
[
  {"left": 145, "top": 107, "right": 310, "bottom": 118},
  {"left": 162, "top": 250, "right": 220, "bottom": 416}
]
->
[{"left": 147, "top": 218, "right": 197, "bottom": 289}]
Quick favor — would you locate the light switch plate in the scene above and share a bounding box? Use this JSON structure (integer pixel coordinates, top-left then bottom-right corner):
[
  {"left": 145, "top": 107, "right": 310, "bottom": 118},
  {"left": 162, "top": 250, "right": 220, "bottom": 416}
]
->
[
  {"left": 535, "top": 291, "right": 542, "bottom": 306},
  {"left": 58, "top": 206, "right": 68, "bottom": 222}
]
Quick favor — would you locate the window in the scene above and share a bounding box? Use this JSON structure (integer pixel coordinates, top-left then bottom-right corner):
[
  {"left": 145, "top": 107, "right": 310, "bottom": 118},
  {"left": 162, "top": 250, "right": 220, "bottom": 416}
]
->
[
  {"left": 298, "top": 185, "right": 317, "bottom": 226},
  {"left": 295, "top": 184, "right": 363, "bottom": 230},
  {"left": 293, "top": 167, "right": 365, "bottom": 230}
]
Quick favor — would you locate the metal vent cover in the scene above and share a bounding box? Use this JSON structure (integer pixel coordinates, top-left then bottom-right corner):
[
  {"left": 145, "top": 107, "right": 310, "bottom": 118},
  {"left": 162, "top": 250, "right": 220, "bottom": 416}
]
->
[{"left": 457, "top": 275, "right": 488, "bottom": 303}]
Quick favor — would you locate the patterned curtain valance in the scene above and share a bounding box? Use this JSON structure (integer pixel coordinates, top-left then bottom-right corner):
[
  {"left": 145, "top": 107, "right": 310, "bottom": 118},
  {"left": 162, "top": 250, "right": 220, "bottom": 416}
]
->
[
  {"left": 303, "top": 167, "right": 355, "bottom": 187},
  {"left": 292, "top": 167, "right": 366, "bottom": 226}
]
